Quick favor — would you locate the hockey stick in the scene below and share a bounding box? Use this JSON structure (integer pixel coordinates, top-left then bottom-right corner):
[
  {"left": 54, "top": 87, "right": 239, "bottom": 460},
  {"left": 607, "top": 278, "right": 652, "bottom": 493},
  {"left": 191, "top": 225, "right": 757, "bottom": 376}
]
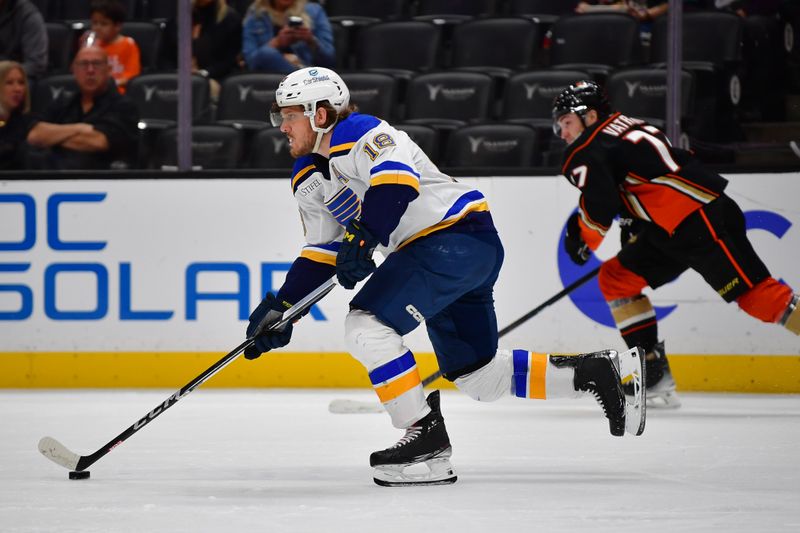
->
[
  {"left": 328, "top": 266, "right": 602, "bottom": 413},
  {"left": 38, "top": 277, "right": 337, "bottom": 475}
]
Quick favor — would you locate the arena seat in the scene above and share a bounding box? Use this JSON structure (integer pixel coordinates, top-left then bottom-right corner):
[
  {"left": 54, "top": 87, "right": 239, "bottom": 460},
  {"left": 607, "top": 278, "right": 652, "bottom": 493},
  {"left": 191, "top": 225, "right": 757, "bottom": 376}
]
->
[
  {"left": 247, "top": 127, "right": 295, "bottom": 170},
  {"left": 216, "top": 72, "right": 285, "bottom": 130},
  {"left": 548, "top": 13, "right": 642, "bottom": 81},
  {"left": 403, "top": 71, "right": 494, "bottom": 130},
  {"left": 152, "top": 125, "right": 244, "bottom": 170},
  {"left": 445, "top": 123, "right": 540, "bottom": 168},
  {"left": 341, "top": 72, "right": 398, "bottom": 121}
]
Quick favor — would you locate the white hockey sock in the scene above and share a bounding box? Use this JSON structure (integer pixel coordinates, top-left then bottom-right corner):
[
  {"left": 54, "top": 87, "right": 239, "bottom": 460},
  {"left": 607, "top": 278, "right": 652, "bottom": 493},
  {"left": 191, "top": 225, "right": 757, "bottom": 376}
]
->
[{"left": 454, "top": 349, "right": 581, "bottom": 402}]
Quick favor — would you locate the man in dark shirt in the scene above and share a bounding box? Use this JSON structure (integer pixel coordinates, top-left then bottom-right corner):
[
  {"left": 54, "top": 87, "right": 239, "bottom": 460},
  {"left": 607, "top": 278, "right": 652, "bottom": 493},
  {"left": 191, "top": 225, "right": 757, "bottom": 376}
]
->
[{"left": 27, "top": 45, "right": 139, "bottom": 170}]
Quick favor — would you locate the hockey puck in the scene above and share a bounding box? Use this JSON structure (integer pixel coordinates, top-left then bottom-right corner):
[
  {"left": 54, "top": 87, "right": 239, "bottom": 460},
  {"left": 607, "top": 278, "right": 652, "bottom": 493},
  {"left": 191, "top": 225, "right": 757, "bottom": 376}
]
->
[{"left": 68, "top": 470, "right": 90, "bottom": 480}]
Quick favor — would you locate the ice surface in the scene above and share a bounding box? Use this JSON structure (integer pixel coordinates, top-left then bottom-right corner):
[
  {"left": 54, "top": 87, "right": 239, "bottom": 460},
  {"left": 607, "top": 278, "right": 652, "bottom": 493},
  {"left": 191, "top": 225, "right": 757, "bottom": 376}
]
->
[{"left": 2, "top": 389, "right": 799, "bottom": 533}]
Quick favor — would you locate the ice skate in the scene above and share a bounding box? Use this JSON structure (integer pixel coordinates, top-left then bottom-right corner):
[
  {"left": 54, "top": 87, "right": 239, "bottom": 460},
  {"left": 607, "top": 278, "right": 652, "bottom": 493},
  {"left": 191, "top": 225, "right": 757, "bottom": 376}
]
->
[
  {"left": 370, "top": 390, "right": 457, "bottom": 487},
  {"left": 643, "top": 341, "right": 681, "bottom": 409},
  {"left": 552, "top": 349, "right": 645, "bottom": 437},
  {"left": 616, "top": 347, "right": 647, "bottom": 436}
]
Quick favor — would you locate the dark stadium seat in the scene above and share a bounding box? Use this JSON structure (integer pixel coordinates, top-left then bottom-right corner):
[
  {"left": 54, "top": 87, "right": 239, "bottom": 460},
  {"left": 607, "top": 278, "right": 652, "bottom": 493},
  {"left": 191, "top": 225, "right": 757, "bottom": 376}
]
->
[
  {"left": 31, "top": 73, "right": 78, "bottom": 113},
  {"left": 56, "top": 0, "right": 91, "bottom": 21},
  {"left": 140, "top": 0, "right": 176, "bottom": 23},
  {"left": 651, "top": 11, "right": 743, "bottom": 73},
  {"left": 152, "top": 125, "right": 244, "bottom": 170},
  {"left": 121, "top": 21, "right": 163, "bottom": 72},
  {"left": 340, "top": 72, "right": 397, "bottom": 121},
  {"left": 325, "top": 0, "right": 407, "bottom": 24},
  {"left": 413, "top": 0, "right": 498, "bottom": 23},
  {"left": 507, "top": 0, "right": 579, "bottom": 23},
  {"left": 247, "top": 127, "right": 295, "bottom": 170},
  {"left": 548, "top": 13, "right": 642, "bottom": 81},
  {"left": 355, "top": 21, "right": 442, "bottom": 79},
  {"left": 606, "top": 68, "right": 694, "bottom": 130},
  {"left": 403, "top": 71, "right": 494, "bottom": 130},
  {"left": 445, "top": 123, "right": 540, "bottom": 168},
  {"left": 395, "top": 123, "right": 441, "bottom": 165},
  {"left": 501, "top": 69, "right": 590, "bottom": 131},
  {"left": 216, "top": 73, "right": 284, "bottom": 130},
  {"left": 650, "top": 11, "right": 744, "bottom": 140},
  {"left": 449, "top": 17, "right": 541, "bottom": 78},
  {"left": 127, "top": 73, "right": 211, "bottom": 129},
  {"left": 45, "top": 22, "right": 74, "bottom": 73},
  {"left": 330, "top": 21, "right": 352, "bottom": 69}
]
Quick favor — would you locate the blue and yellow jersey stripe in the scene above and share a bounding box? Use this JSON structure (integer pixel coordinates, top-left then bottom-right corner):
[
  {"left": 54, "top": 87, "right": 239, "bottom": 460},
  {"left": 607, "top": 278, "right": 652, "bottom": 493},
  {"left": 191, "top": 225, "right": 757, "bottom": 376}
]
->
[
  {"left": 299, "top": 242, "right": 340, "bottom": 266},
  {"left": 369, "top": 161, "right": 421, "bottom": 191},
  {"left": 291, "top": 155, "right": 317, "bottom": 195},
  {"left": 369, "top": 351, "right": 422, "bottom": 404},
  {"left": 324, "top": 186, "right": 361, "bottom": 226},
  {"left": 329, "top": 113, "right": 381, "bottom": 159},
  {"left": 399, "top": 190, "right": 490, "bottom": 249}
]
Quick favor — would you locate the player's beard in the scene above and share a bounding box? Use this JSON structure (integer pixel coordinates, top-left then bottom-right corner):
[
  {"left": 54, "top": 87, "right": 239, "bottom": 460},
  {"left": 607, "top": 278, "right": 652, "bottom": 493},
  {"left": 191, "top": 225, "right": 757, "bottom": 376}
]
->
[{"left": 288, "top": 132, "right": 315, "bottom": 158}]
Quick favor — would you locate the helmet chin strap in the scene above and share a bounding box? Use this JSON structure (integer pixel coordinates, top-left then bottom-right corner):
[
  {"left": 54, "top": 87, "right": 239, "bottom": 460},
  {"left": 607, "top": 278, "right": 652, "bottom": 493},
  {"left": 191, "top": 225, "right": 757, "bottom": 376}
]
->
[{"left": 307, "top": 102, "right": 337, "bottom": 154}]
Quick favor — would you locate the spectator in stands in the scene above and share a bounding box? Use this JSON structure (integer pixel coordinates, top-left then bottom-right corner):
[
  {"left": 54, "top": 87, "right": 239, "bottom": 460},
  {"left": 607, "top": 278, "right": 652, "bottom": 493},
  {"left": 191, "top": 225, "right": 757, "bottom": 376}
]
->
[
  {"left": 82, "top": 0, "right": 141, "bottom": 94},
  {"left": 242, "top": 0, "right": 335, "bottom": 74},
  {"left": 577, "top": 1, "right": 721, "bottom": 19},
  {"left": 0, "top": 0, "right": 47, "bottom": 80},
  {"left": 0, "top": 60, "right": 34, "bottom": 170},
  {"left": 26, "top": 45, "right": 139, "bottom": 170},
  {"left": 576, "top": 1, "right": 668, "bottom": 21},
  {"left": 163, "top": 0, "right": 242, "bottom": 100}
]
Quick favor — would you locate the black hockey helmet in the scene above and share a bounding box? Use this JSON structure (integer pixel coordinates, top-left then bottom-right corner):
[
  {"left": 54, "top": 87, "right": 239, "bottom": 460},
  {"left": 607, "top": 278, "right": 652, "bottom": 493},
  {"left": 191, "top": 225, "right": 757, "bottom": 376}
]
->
[{"left": 552, "top": 80, "right": 611, "bottom": 135}]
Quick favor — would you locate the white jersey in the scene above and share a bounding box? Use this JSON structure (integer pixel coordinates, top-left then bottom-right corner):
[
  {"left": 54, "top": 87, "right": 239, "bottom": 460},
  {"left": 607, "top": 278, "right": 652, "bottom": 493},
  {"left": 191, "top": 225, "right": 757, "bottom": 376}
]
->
[{"left": 289, "top": 113, "right": 490, "bottom": 268}]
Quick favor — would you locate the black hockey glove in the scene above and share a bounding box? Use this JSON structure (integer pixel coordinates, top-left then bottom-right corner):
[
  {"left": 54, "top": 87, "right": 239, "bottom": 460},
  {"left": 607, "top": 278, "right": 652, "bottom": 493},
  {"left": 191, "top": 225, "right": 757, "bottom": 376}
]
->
[
  {"left": 244, "top": 293, "right": 293, "bottom": 360},
  {"left": 336, "top": 219, "right": 378, "bottom": 290},
  {"left": 565, "top": 212, "right": 591, "bottom": 265},
  {"left": 618, "top": 217, "right": 643, "bottom": 246}
]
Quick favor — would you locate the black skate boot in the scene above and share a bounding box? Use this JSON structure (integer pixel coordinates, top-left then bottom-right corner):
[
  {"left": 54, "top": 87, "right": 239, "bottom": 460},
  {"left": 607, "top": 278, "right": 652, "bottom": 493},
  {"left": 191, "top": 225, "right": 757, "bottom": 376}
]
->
[
  {"left": 370, "top": 390, "right": 457, "bottom": 487},
  {"left": 551, "top": 351, "right": 627, "bottom": 437}
]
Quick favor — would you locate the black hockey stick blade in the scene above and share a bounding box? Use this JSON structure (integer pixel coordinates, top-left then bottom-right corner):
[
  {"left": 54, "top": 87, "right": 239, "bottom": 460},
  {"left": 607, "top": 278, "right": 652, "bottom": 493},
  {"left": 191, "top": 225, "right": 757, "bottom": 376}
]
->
[{"left": 38, "top": 277, "right": 336, "bottom": 473}]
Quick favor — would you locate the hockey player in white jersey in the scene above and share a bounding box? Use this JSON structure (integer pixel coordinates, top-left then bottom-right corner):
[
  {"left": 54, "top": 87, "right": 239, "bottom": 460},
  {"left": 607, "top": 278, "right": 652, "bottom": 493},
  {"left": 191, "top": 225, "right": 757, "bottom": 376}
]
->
[{"left": 245, "top": 67, "right": 647, "bottom": 487}]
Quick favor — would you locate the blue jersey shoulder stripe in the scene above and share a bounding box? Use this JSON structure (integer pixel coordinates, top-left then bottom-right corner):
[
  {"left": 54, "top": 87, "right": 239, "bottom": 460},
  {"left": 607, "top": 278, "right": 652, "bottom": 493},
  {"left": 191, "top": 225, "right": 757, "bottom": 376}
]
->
[{"left": 329, "top": 113, "right": 381, "bottom": 158}]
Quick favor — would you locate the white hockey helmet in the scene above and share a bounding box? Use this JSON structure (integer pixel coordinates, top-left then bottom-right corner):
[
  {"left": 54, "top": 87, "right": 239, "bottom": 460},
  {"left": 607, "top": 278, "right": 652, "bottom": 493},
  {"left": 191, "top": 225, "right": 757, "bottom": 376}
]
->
[{"left": 271, "top": 67, "right": 350, "bottom": 132}]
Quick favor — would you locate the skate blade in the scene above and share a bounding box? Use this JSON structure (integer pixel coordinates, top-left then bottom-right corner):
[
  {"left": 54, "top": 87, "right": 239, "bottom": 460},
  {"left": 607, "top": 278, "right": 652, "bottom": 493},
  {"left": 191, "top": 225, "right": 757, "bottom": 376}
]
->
[
  {"left": 646, "top": 390, "right": 682, "bottom": 409},
  {"left": 646, "top": 370, "right": 681, "bottom": 409},
  {"left": 617, "top": 347, "right": 646, "bottom": 436},
  {"left": 373, "top": 457, "right": 457, "bottom": 487}
]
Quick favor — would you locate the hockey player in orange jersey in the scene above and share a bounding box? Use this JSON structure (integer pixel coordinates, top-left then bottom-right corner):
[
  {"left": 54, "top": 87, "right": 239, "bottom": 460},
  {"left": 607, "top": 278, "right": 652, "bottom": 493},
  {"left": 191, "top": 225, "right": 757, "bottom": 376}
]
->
[{"left": 553, "top": 80, "right": 800, "bottom": 408}]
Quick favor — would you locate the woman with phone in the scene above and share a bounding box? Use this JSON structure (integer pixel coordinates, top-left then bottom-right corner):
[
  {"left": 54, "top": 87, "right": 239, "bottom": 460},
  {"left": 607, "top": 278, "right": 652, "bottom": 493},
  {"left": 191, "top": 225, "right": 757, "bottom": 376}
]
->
[{"left": 242, "top": 0, "right": 335, "bottom": 73}]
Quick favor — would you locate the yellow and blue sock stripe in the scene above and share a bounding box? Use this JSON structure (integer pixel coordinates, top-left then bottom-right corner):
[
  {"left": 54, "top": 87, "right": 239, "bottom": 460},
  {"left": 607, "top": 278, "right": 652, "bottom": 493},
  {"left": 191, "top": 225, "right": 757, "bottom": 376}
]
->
[
  {"left": 369, "top": 351, "right": 422, "bottom": 403},
  {"left": 513, "top": 349, "right": 548, "bottom": 400}
]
